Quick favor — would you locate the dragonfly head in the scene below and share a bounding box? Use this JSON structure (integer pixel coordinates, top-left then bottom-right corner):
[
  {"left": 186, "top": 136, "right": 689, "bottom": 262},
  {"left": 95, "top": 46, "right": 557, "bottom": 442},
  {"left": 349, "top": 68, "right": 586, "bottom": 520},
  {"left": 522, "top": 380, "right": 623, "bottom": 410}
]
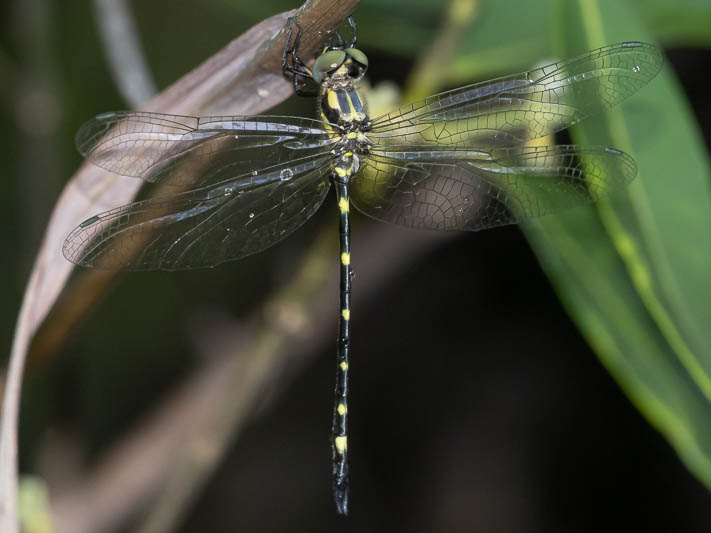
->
[{"left": 313, "top": 47, "right": 368, "bottom": 84}]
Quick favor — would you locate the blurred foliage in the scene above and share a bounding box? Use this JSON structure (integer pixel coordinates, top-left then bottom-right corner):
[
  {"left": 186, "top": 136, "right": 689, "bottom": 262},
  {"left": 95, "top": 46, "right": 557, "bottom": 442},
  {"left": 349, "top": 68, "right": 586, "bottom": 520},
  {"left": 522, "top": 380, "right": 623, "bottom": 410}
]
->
[
  {"left": 349, "top": 0, "right": 711, "bottom": 501},
  {"left": 635, "top": 0, "right": 711, "bottom": 46},
  {"left": 360, "top": 0, "right": 711, "bottom": 495},
  {"left": 2, "top": 0, "right": 710, "bottom": 528},
  {"left": 532, "top": 0, "right": 711, "bottom": 489},
  {"left": 18, "top": 475, "right": 53, "bottom": 533}
]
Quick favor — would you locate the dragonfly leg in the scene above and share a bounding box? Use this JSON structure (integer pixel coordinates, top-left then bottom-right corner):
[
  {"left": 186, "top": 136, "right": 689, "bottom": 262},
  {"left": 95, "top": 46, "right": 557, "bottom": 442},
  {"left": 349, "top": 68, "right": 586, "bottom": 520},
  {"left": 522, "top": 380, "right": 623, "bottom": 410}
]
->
[
  {"left": 282, "top": 16, "right": 315, "bottom": 94},
  {"left": 346, "top": 15, "right": 357, "bottom": 48},
  {"left": 330, "top": 15, "right": 357, "bottom": 50}
]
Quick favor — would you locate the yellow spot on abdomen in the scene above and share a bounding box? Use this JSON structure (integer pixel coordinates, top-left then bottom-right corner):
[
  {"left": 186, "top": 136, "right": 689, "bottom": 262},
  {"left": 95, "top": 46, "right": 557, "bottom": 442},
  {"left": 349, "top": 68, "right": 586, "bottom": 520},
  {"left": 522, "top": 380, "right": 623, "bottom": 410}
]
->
[
  {"left": 341, "top": 252, "right": 350, "bottom": 265},
  {"left": 338, "top": 196, "right": 349, "bottom": 213},
  {"left": 340, "top": 361, "right": 348, "bottom": 371},
  {"left": 341, "top": 309, "right": 350, "bottom": 321},
  {"left": 337, "top": 403, "right": 347, "bottom": 415},
  {"left": 334, "top": 435, "right": 348, "bottom": 453}
]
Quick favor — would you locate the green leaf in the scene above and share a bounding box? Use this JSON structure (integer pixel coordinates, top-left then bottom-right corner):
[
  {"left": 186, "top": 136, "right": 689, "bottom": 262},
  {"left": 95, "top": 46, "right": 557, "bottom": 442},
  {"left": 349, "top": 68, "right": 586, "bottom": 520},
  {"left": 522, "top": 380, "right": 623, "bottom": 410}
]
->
[
  {"left": 635, "top": 0, "right": 711, "bottom": 47},
  {"left": 523, "top": 0, "right": 711, "bottom": 489}
]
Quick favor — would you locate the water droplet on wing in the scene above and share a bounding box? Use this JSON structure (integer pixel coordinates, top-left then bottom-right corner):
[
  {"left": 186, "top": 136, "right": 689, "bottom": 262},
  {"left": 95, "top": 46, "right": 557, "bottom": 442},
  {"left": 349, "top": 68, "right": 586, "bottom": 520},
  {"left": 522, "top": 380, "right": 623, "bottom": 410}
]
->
[{"left": 280, "top": 168, "right": 294, "bottom": 182}]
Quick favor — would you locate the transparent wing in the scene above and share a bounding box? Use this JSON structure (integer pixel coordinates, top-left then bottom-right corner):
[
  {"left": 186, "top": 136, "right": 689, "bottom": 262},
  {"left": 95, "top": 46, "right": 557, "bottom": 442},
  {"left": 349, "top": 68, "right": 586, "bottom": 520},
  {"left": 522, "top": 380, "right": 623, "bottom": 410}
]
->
[
  {"left": 368, "top": 42, "right": 662, "bottom": 148},
  {"left": 76, "top": 111, "right": 336, "bottom": 187},
  {"left": 351, "top": 145, "right": 636, "bottom": 231},
  {"left": 63, "top": 154, "right": 334, "bottom": 270}
]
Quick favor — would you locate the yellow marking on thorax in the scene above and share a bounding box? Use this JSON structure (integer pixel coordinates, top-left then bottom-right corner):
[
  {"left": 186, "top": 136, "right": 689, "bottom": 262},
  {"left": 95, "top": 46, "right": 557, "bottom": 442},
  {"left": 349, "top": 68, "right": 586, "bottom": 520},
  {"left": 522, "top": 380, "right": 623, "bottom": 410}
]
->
[
  {"left": 337, "top": 403, "right": 347, "bottom": 415},
  {"left": 341, "top": 309, "right": 350, "bottom": 321},
  {"left": 334, "top": 435, "right": 348, "bottom": 453},
  {"left": 341, "top": 252, "right": 350, "bottom": 265},
  {"left": 327, "top": 89, "right": 339, "bottom": 110},
  {"left": 320, "top": 110, "right": 338, "bottom": 134},
  {"left": 324, "top": 85, "right": 365, "bottom": 123},
  {"left": 338, "top": 196, "right": 349, "bottom": 213},
  {"left": 334, "top": 166, "right": 348, "bottom": 177},
  {"left": 340, "top": 361, "right": 348, "bottom": 371}
]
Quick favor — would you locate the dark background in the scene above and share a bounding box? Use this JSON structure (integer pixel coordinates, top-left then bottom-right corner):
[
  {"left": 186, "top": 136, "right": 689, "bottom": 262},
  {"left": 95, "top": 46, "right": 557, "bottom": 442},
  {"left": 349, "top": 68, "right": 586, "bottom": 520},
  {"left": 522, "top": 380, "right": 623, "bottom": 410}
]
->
[{"left": 2, "top": 1, "right": 710, "bottom": 531}]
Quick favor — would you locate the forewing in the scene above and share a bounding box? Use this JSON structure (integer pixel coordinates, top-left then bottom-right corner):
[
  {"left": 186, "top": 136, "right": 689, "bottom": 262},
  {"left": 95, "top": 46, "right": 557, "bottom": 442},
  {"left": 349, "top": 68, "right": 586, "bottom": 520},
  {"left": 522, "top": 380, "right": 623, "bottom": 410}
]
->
[
  {"left": 368, "top": 42, "right": 662, "bottom": 148},
  {"left": 76, "top": 111, "right": 336, "bottom": 186},
  {"left": 63, "top": 154, "right": 334, "bottom": 270},
  {"left": 351, "top": 145, "right": 636, "bottom": 231}
]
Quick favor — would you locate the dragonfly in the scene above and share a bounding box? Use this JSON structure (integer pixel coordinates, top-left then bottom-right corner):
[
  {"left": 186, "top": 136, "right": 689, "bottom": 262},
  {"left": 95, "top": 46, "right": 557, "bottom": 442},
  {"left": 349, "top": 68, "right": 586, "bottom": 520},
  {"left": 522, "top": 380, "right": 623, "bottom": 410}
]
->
[{"left": 63, "top": 15, "right": 662, "bottom": 515}]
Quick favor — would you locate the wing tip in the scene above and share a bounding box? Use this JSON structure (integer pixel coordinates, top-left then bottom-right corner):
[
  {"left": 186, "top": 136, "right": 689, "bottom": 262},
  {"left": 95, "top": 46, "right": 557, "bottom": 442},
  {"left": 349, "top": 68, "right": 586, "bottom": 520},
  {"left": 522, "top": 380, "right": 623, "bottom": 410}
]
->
[{"left": 74, "top": 111, "right": 128, "bottom": 156}]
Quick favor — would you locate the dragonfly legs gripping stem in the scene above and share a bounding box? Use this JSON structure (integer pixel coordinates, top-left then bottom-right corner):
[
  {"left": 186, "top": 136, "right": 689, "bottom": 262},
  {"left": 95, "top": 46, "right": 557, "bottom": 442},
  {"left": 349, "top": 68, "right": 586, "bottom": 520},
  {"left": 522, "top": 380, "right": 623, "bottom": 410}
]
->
[{"left": 282, "top": 16, "right": 315, "bottom": 96}]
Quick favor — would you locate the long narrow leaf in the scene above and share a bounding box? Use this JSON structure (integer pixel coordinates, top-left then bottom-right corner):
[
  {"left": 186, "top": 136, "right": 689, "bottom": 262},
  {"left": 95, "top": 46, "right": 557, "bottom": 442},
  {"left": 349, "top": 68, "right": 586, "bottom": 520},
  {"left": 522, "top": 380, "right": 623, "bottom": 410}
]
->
[{"left": 524, "top": 0, "right": 711, "bottom": 489}]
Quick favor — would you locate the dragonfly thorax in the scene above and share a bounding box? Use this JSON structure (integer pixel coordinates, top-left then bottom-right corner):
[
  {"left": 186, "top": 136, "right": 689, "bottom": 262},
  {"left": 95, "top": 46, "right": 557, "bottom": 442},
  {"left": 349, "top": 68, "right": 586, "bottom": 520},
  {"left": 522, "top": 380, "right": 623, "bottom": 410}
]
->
[
  {"left": 319, "top": 83, "right": 369, "bottom": 130},
  {"left": 317, "top": 48, "right": 369, "bottom": 130}
]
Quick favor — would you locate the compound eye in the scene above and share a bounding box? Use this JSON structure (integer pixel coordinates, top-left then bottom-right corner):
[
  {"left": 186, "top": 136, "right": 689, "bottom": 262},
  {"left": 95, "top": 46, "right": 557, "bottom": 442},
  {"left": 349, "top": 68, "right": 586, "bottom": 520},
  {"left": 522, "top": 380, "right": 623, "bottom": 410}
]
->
[
  {"left": 345, "top": 48, "right": 368, "bottom": 79},
  {"left": 345, "top": 48, "right": 368, "bottom": 68},
  {"left": 313, "top": 50, "right": 346, "bottom": 83}
]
